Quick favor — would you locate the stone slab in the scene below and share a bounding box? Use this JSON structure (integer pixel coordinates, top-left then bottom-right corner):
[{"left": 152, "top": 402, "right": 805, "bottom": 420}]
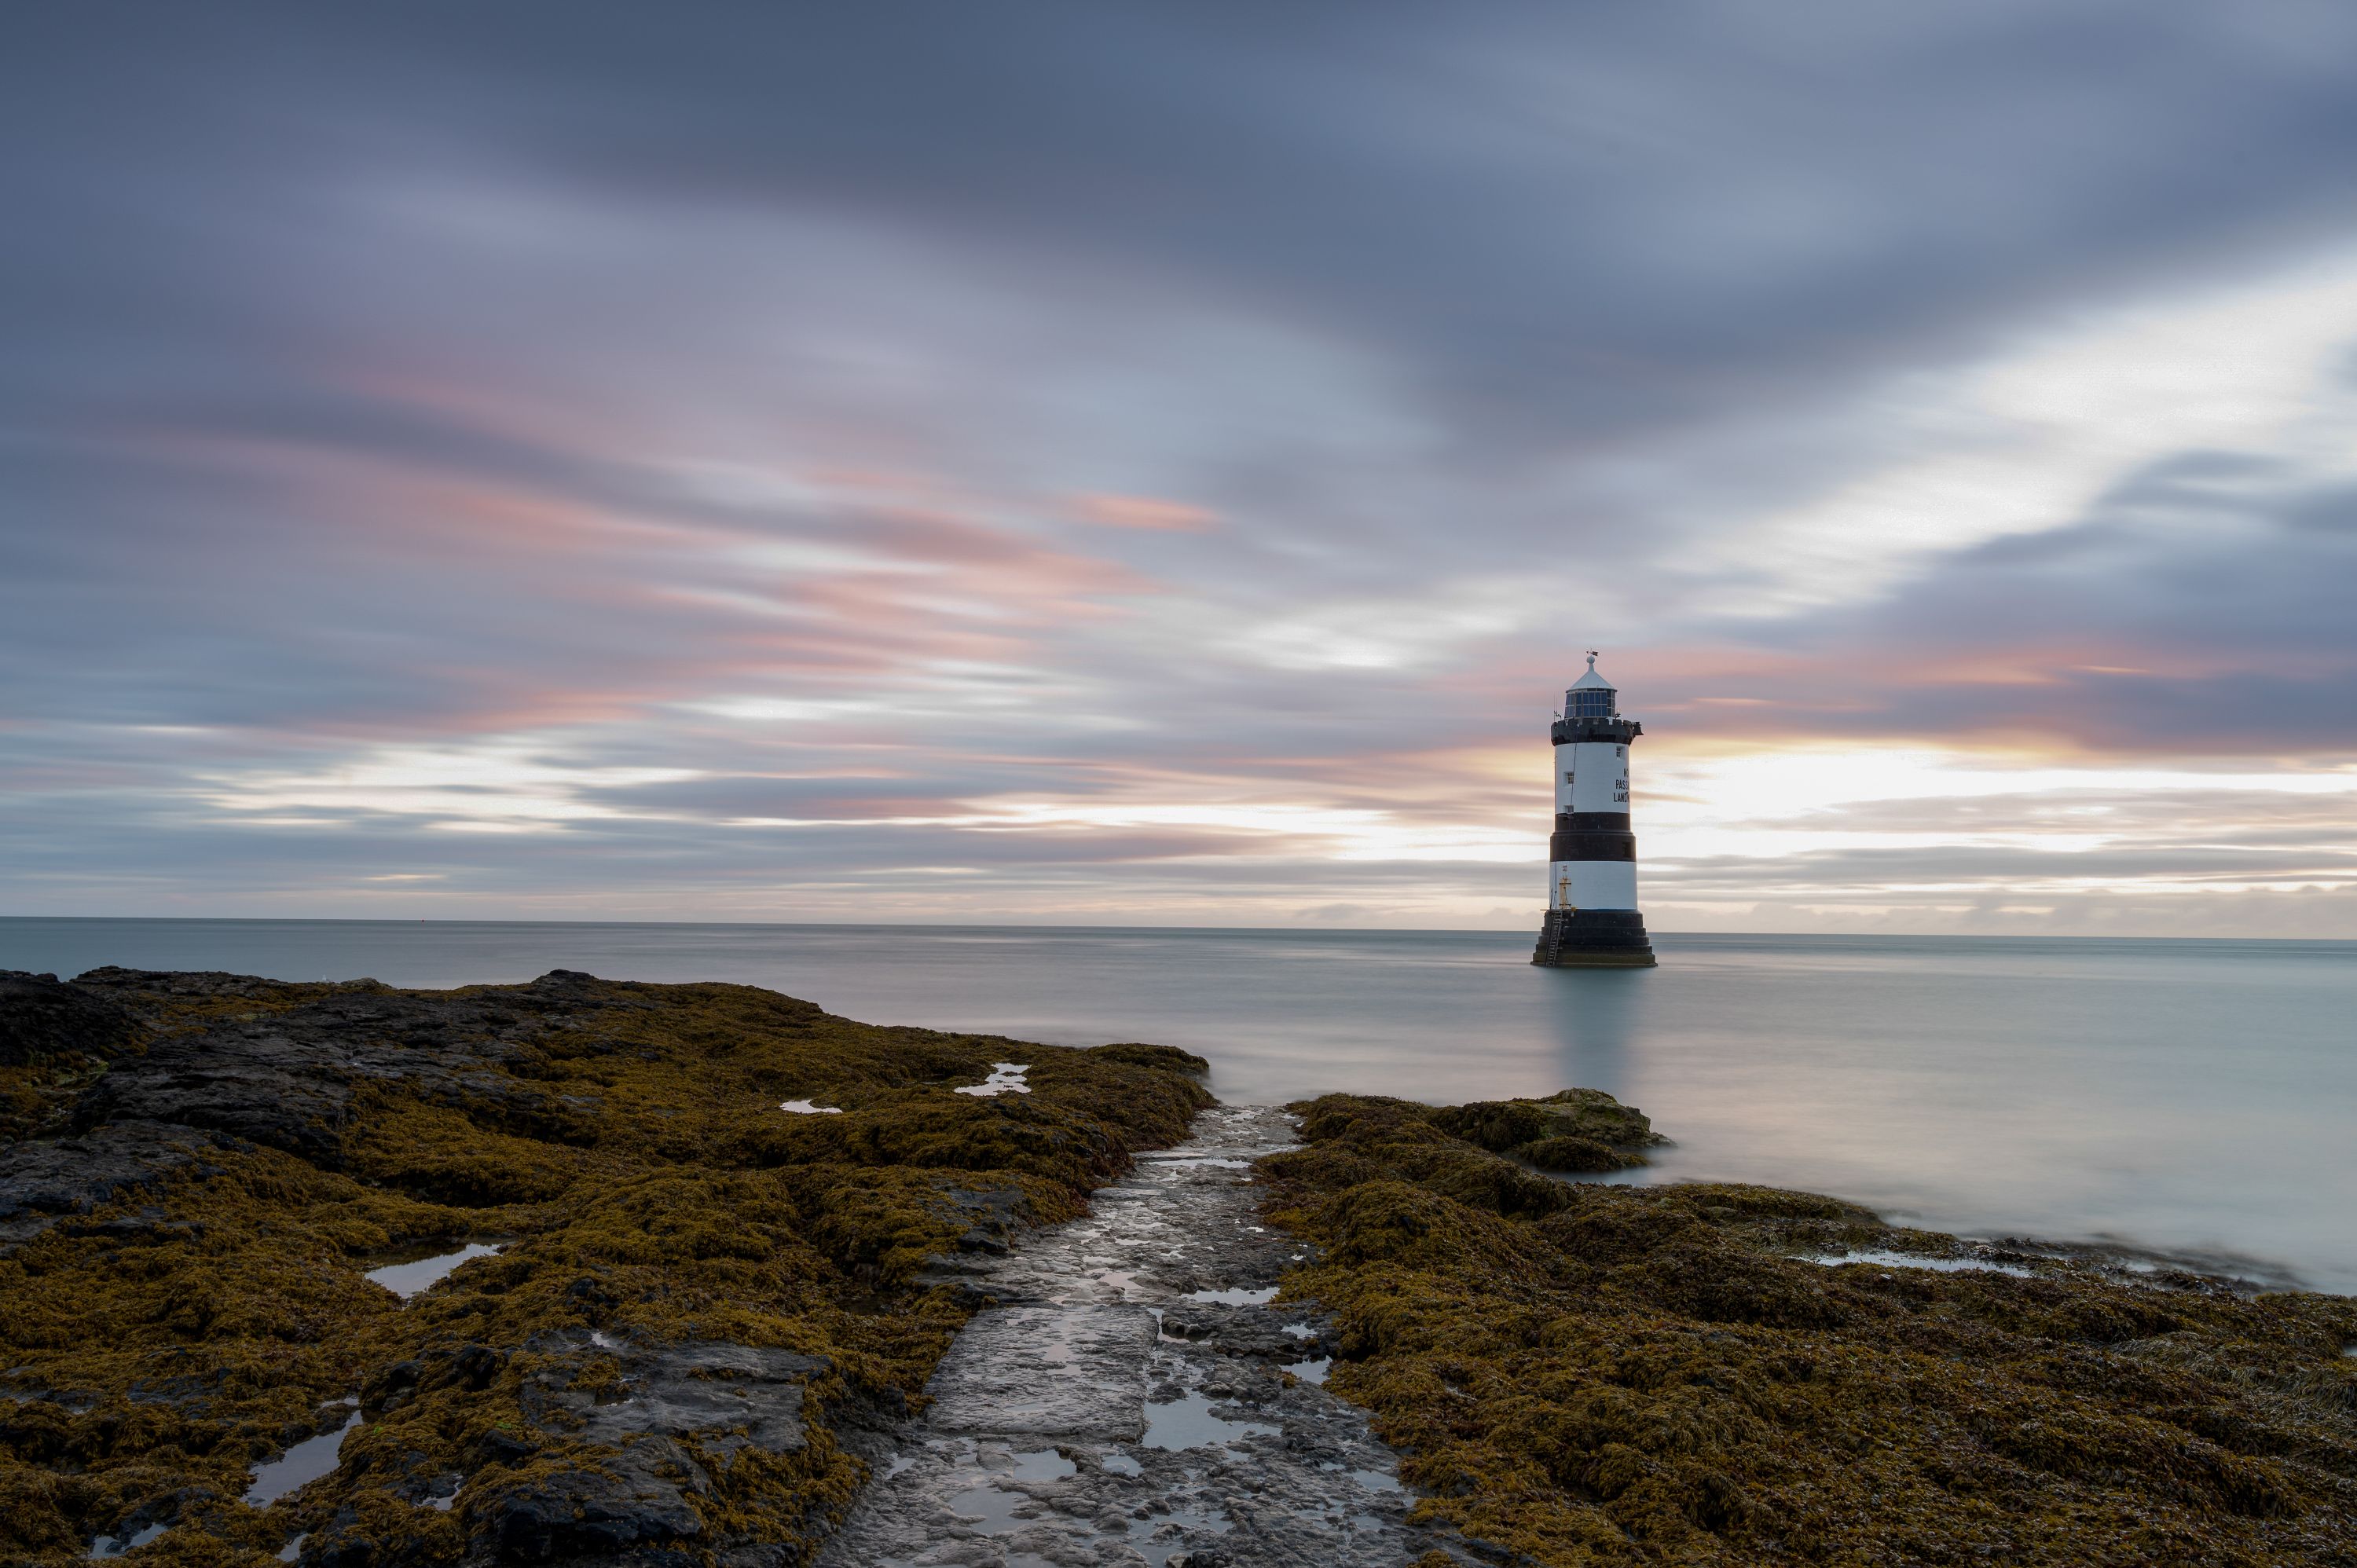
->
[{"left": 922, "top": 1304, "right": 1157, "bottom": 1441}]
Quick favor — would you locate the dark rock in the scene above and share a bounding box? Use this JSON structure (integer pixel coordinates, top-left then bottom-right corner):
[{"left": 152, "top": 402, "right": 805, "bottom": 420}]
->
[
  {"left": 938, "top": 1183, "right": 1029, "bottom": 1257},
  {"left": 0, "top": 1121, "right": 231, "bottom": 1251},
  {"left": 372, "top": 1341, "right": 507, "bottom": 1408},
  {"left": 71, "top": 966, "right": 344, "bottom": 1017},
  {"left": 126, "top": 1368, "right": 223, "bottom": 1409},
  {"left": 1157, "top": 1302, "right": 1335, "bottom": 1361},
  {"left": 482, "top": 1438, "right": 707, "bottom": 1560},
  {"left": 70, "top": 975, "right": 621, "bottom": 1165},
  {"left": 0, "top": 970, "right": 145, "bottom": 1065},
  {"left": 75, "top": 1025, "right": 357, "bottom": 1164},
  {"left": 365, "top": 1359, "right": 423, "bottom": 1415},
  {"left": 449, "top": 1342, "right": 506, "bottom": 1390},
  {"left": 478, "top": 1426, "right": 536, "bottom": 1467},
  {"left": 486, "top": 1335, "right": 825, "bottom": 1560},
  {"left": 525, "top": 1339, "right": 822, "bottom": 1461}
]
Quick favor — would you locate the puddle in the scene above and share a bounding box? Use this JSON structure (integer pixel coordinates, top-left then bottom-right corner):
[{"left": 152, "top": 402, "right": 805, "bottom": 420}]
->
[
  {"left": 1142, "top": 1392, "right": 1281, "bottom": 1451},
  {"left": 1004, "top": 1449, "right": 1076, "bottom": 1482},
  {"left": 276, "top": 1533, "right": 306, "bottom": 1563},
  {"left": 1099, "top": 1453, "right": 1142, "bottom": 1476},
  {"left": 1280, "top": 1323, "right": 1318, "bottom": 1340},
  {"left": 1186, "top": 1285, "right": 1276, "bottom": 1306},
  {"left": 946, "top": 1483, "right": 1027, "bottom": 1532},
  {"left": 1285, "top": 1357, "right": 1332, "bottom": 1385},
  {"left": 1351, "top": 1467, "right": 1402, "bottom": 1493},
  {"left": 244, "top": 1412, "right": 359, "bottom": 1506},
  {"left": 1807, "top": 1250, "right": 2035, "bottom": 1278},
  {"left": 954, "top": 1062, "right": 1032, "bottom": 1097},
  {"left": 365, "top": 1242, "right": 504, "bottom": 1300},
  {"left": 947, "top": 1449, "right": 1076, "bottom": 1531},
  {"left": 779, "top": 1099, "right": 841, "bottom": 1115},
  {"left": 90, "top": 1523, "right": 165, "bottom": 1557}
]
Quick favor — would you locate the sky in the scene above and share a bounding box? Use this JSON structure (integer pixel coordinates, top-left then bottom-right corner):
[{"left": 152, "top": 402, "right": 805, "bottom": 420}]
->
[{"left": 4, "top": 3, "right": 2355, "bottom": 935}]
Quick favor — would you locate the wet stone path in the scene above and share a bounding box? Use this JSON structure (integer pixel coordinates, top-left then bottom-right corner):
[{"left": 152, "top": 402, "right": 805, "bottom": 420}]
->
[{"left": 823, "top": 1105, "right": 1463, "bottom": 1568}]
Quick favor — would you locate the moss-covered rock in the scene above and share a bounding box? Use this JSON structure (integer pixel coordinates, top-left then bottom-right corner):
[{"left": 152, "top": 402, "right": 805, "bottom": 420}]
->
[
  {"left": 1261, "top": 1090, "right": 2357, "bottom": 1566},
  {"left": 0, "top": 969, "right": 1211, "bottom": 1564},
  {"left": 1424, "top": 1085, "right": 1666, "bottom": 1170}
]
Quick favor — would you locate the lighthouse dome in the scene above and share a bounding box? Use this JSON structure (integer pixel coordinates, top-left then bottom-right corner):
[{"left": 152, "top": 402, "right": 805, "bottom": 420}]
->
[{"left": 1565, "top": 652, "right": 1617, "bottom": 717}]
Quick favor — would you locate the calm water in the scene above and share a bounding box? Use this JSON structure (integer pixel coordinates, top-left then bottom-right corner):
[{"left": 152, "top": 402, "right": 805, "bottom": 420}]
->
[{"left": 5, "top": 919, "right": 2352, "bottom": 1292}]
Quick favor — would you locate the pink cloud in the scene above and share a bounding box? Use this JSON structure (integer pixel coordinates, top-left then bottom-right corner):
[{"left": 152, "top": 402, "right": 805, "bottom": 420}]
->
[{"left": 1067, "top": 492, "right": 1220, "bottom": 532}]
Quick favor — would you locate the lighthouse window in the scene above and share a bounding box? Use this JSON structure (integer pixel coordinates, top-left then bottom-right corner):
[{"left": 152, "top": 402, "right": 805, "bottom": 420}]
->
[{"left": 1615, "top": 746, "right": 1625, "bottom": 757}]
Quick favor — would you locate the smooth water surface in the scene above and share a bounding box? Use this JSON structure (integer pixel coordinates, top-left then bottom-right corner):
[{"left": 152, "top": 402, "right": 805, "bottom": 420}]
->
[
  {"left": 364, "top": 1242, "right": 504, "bottom": 1300},
  {"left": 5, "top": 919, "right": 2352, "bottom": 1291},
  {"left": 244, "top": 1410, "right": 358, "bottom": 1507}
]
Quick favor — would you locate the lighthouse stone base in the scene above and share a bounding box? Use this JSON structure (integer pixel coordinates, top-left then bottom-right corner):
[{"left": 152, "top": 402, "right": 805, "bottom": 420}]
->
[{"left": 1532, "top": 909, "right": 1656, "bottom": 968}]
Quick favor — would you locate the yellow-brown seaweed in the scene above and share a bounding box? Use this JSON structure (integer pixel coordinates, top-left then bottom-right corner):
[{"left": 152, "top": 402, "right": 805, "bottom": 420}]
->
[
  {"left": 1259, "top": 1092, "right": 2357, "bottom": 1566},
  {"left": 0, "top": 970, "right": 1211, "bottom": 1563}
]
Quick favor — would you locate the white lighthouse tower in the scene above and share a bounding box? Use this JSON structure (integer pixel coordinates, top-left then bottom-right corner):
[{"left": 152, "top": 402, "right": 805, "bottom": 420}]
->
[{"left": 1532, "top": 652, "right": 1656, "bottom": 967}]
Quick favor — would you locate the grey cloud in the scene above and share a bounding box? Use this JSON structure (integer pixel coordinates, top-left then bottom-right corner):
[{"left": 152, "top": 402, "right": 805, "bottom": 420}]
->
[{"left": 8, "top": 4, "right": 2357, "bottom": 925}]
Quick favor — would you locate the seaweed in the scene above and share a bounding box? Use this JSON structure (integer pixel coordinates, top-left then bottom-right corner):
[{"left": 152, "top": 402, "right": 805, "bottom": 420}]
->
[
  {"left": 1260, "top": 1091, "right": 2357, "bottom": 1566},
  {"left": 0, "top": 971, "right": 1211, "bottom": 1564}
]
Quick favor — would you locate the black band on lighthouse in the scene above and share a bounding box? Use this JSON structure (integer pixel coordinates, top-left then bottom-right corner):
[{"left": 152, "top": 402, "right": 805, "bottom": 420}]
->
[{"left": 1551, "top": 827, "right": 1636, "bottom": 861}]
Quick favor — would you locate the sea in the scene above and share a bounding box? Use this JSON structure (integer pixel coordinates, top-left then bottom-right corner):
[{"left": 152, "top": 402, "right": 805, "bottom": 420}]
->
[{"left": 5, "top": 918, "right": 2352, "bottom": 1295}]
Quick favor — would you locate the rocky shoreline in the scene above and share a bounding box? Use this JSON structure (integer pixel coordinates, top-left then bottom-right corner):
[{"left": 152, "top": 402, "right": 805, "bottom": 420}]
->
[
  {"left": 4, "top": 967, "right": 2354, "bottom": 1566},
  {"left": 1263, "top": 1094, "right": 2357, "bottom": 1565},
  {"left": 0, "top": 967, "right": 1210, "bottom": 1564}
]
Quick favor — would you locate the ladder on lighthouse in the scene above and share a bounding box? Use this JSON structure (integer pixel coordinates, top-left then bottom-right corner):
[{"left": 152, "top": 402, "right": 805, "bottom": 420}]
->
[{"left": 1538, "top": 869, "right": 1577, "bottom": 965}]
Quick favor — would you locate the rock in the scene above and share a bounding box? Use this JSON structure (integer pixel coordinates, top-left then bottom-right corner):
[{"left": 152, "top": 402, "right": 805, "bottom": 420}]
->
[
  {"left": 74, "top": 1027, "right": 357, "bottom": 1164},
  {"left": 1424, "top": 1085, "right": 1667, "bottom": 1168},
  {"left": 921, "top": 1305, "right": 1158, "bottom": 1442},
  {"left": 0, "top": 1121, "right": 233, "bottom": 1251},
  {"left": 0, "top": 970, "right": 145, "bottom": 1065},
  {"left": 1157, "top": 1301, "right": 1334, "bottom": 1360},
  {"left": 482, "top": 1437, "right": 708, "bottom": 1560},
  {"left": 487, "top": 1335, "right": 827, "bottom": 1559},
  {"left": 525, "top": 1339, "right": 823, "bottom": 1455},
  {"left": 70, "top": 976, "right": 614, "bottom": 1164},
  {"left": 571, "top": 1343, "right": 820, "bottom": 1460},
  {"left": 1521, "top": 1133, "right": 1642, "bottom": 1173}
]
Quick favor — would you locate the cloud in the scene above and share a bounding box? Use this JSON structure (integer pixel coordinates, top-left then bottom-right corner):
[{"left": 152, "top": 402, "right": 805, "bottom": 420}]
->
[
  {"left": 1068, "top": 493, "right": 1220, "bottom": 532},
  {"left": 4, "top": 4, "right": 2357, "bottom": 932}
]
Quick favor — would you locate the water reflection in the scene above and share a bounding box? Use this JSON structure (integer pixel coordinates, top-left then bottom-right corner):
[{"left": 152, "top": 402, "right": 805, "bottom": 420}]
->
[{"left": 1536, "top": 965, "right": 1644, "bottom": 1103}]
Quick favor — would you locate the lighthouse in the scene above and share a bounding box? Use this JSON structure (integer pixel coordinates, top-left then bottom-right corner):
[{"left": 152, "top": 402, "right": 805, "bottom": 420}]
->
[{"left": 1532, "top": 652, "right": 1657, "bottom": 968}]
